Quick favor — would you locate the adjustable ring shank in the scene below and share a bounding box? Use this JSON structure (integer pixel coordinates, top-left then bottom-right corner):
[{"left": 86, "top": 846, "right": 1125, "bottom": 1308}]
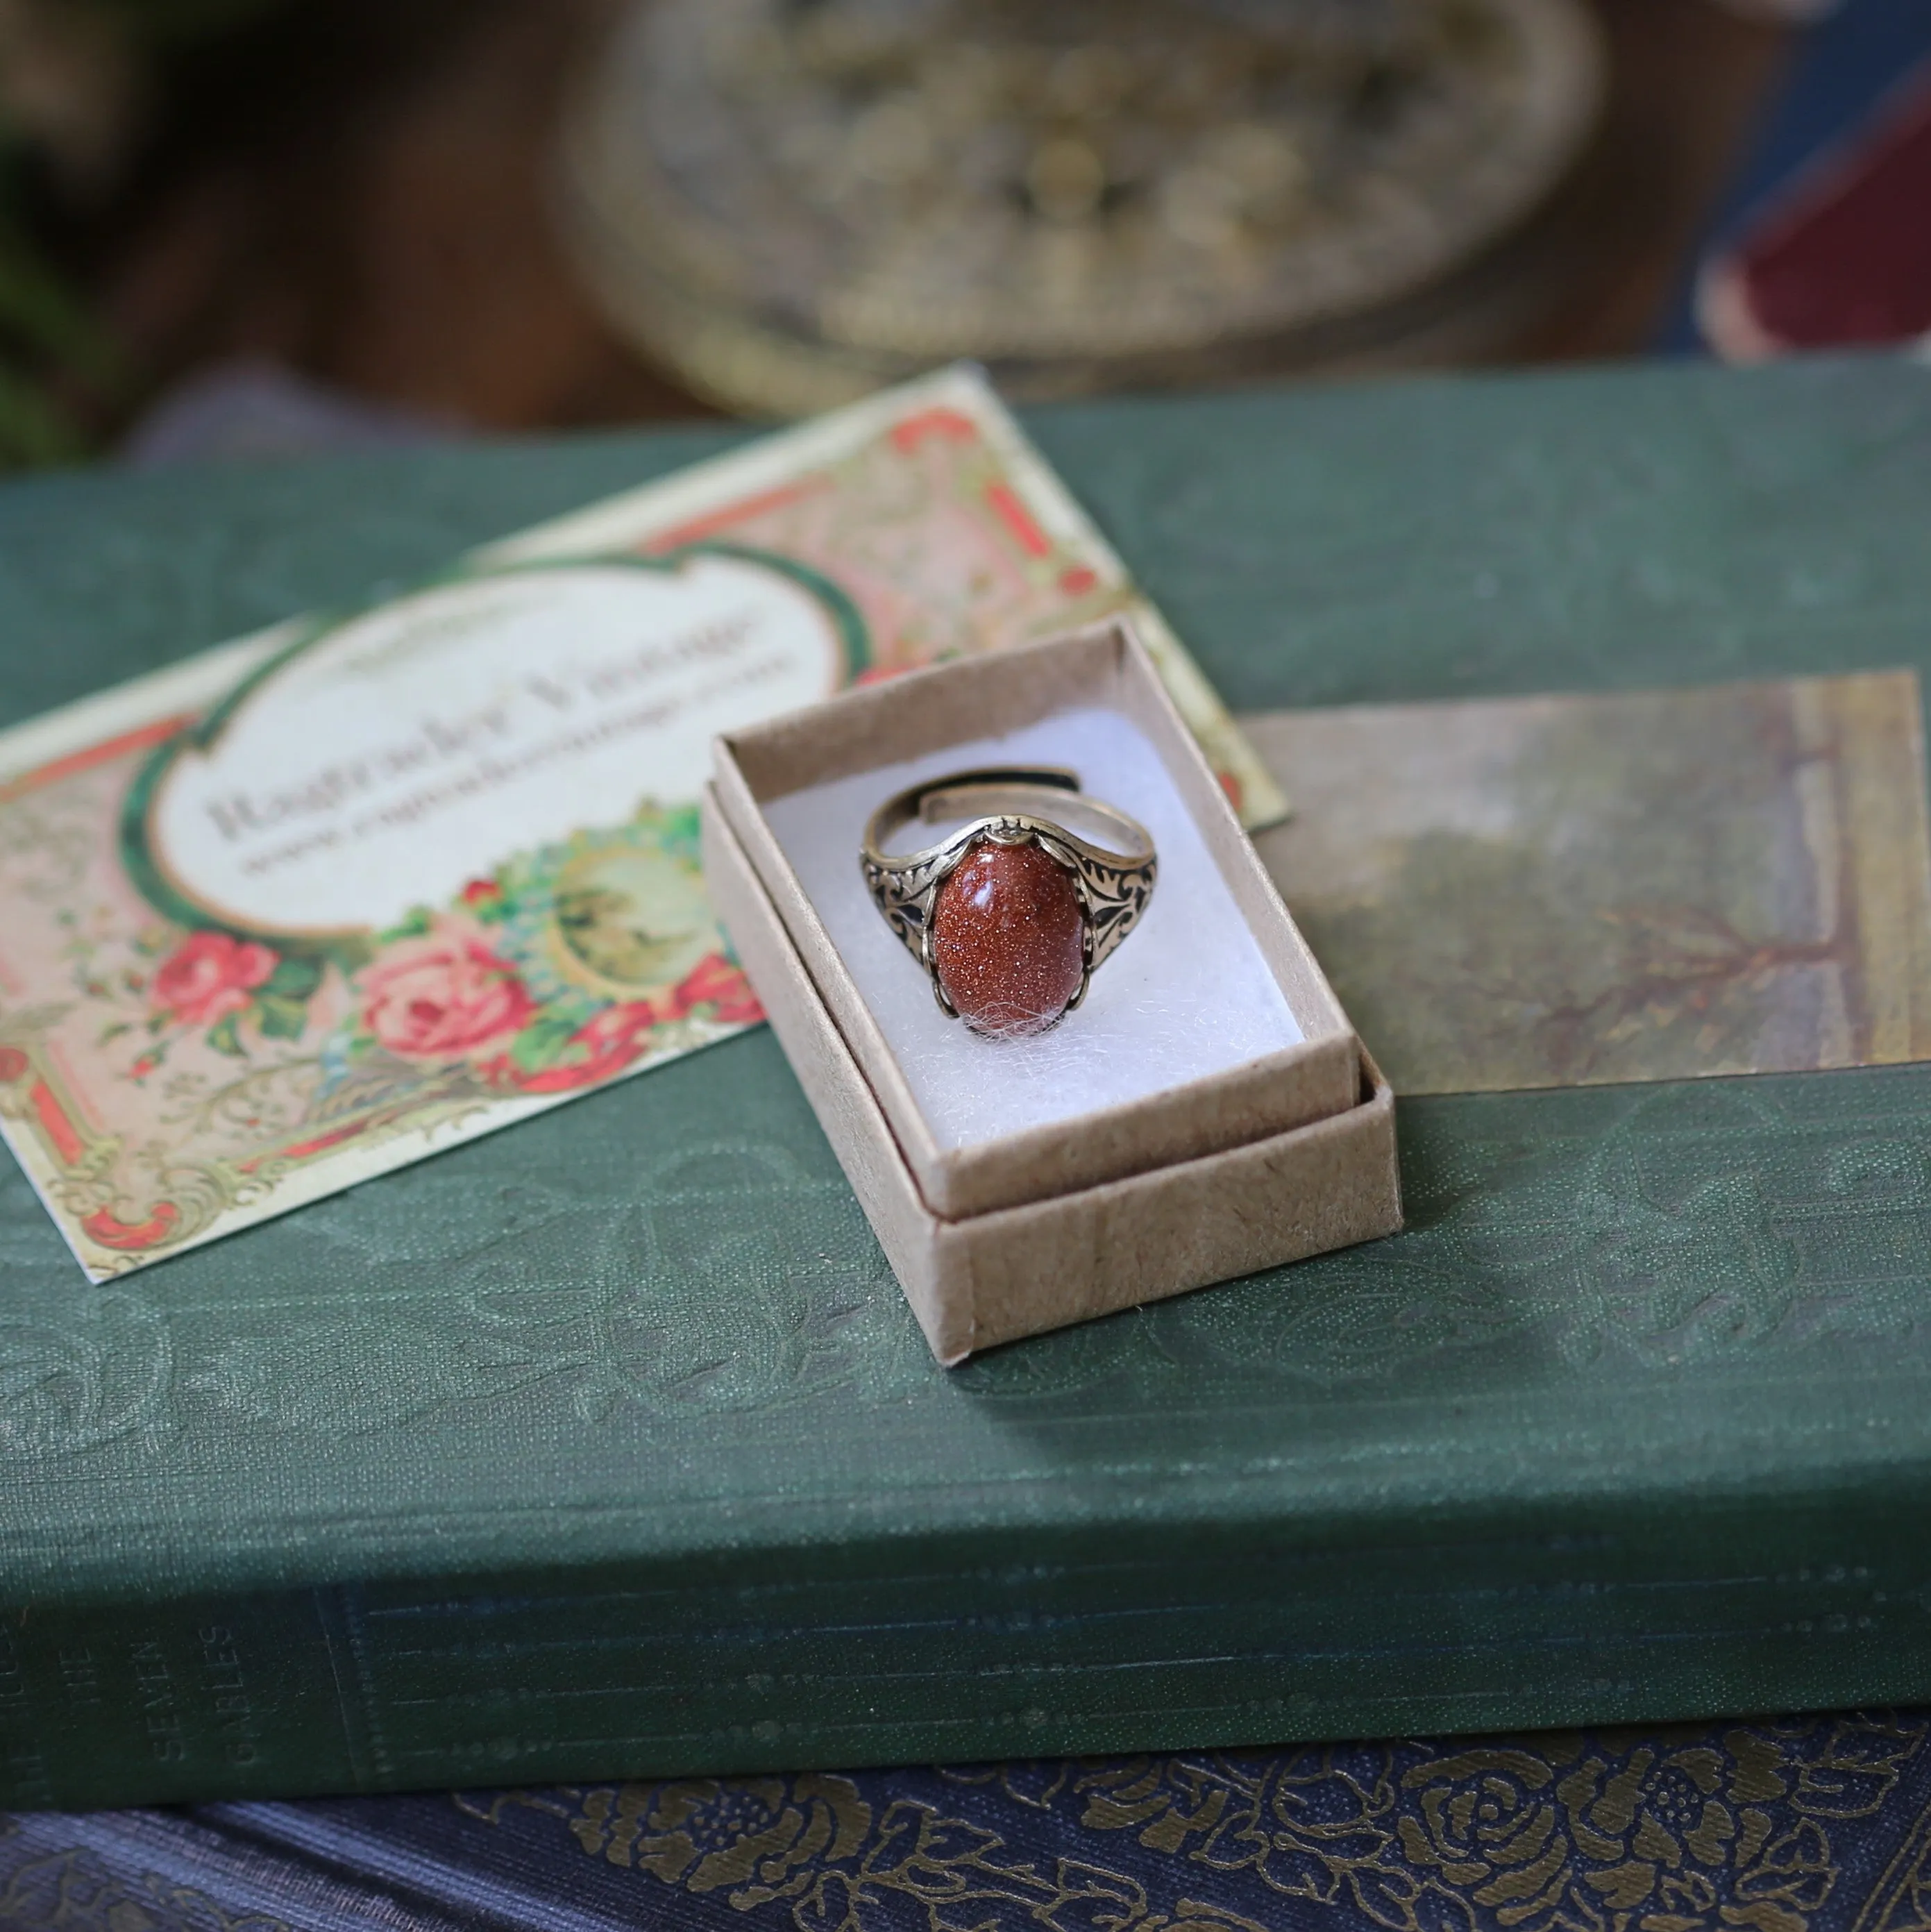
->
[{"left": 863, "top": 766, "right": 1154, "bottom": 871}]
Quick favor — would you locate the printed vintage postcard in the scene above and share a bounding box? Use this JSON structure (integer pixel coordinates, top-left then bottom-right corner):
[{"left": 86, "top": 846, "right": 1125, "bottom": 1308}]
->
[
  {"left": 1251, "top": 671, "right": 1931, "bottom": 1095},
  {"left": 0, "top": 367, "right": 1281, "bottom": 1279}
]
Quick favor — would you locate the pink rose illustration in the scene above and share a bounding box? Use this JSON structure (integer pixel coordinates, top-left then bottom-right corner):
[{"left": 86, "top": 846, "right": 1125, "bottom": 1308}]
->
[
  {"left": 360, "top": 916, "right": 535, "bottom": 1062},
  {"left": 151, "top": 931, "right": 278, "bottom": 1028},
  {"left": 666, "top": 952, "right": 764, "bottom": 1026}
]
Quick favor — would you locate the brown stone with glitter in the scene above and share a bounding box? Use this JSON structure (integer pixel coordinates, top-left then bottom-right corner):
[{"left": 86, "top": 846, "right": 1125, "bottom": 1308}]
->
[{"left": 931, "top": 838, "right": 1086, "bottom": 1037}]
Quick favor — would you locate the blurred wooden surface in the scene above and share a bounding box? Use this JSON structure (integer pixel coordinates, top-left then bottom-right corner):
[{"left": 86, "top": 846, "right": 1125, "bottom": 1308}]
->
[
  {"left": 1527, "top": 0, "right": 1792, "bottom": 360},
  {"left": 67, "top": 0, "right": 1792, "bottom": 437}
]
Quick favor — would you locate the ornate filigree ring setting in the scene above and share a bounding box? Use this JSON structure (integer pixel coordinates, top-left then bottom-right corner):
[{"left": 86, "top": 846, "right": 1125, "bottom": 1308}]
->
[{"left": 861, "top": 767, "right": 1156, "bottom": 1038}]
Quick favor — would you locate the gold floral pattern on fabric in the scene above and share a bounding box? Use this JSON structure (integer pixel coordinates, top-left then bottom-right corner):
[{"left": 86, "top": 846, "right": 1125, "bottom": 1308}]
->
[{"left": 469, "top": 1715, "right": 1931, "bottom": 1932}]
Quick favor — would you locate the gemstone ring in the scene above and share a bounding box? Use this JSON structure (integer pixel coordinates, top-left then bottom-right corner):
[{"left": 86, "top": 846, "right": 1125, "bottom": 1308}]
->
[{"left": 860, "top": 766, "right": 1157, "bottom": 1038}]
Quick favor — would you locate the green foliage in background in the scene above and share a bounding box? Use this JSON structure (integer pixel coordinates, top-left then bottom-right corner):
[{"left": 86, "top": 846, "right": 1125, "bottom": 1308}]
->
[
  {"left": 0, "top": 159, "right": 106, "bottom": 468},
  {"left": 0, "top": 182, "right": 113, "bottom": 466},
  {"left": 0, "top": 0, "right": 292, "bottom": 470}
]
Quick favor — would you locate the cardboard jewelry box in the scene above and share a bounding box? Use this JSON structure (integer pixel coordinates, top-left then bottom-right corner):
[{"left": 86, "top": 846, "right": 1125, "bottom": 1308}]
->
[{"left": 702, "top": 620, "right": 1401, "bottom": 1362}]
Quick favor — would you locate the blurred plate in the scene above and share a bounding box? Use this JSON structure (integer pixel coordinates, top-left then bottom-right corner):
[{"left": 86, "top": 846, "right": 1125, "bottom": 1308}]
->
[{"left": 559, "top": 0, "right": 1604, "bottom": 412}]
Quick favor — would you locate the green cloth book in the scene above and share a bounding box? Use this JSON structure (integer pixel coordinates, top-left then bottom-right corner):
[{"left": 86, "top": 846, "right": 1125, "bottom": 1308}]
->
[{"left": 3, "top": 355, "right": 1930, "bottom": 1811}]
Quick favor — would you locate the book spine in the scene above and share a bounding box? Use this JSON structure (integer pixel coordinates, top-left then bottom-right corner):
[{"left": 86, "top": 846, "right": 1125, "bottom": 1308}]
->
[
  {"left": 8, "top": 1488, "right": 1930, "bottom": 1811},
  {"left": 1, "top": 1587, "right": 362, "bottom": 1810}
]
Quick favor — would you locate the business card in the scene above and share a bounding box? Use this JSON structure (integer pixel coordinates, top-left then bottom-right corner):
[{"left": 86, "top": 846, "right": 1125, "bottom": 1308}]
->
[{"left": 0, "top": 367, "right": 1280, "bottom": 1277}]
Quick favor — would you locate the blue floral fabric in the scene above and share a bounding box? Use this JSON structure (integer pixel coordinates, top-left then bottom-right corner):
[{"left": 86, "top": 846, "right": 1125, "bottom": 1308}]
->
[{"left": 6, "top": 1714, "right": 1931, "bottom": 1931}]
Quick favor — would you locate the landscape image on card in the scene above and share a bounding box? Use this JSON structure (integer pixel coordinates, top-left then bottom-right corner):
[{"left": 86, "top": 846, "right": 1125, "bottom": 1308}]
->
[{"left": 1252, "top": 672, "right": 1931, "bottom": 1095}]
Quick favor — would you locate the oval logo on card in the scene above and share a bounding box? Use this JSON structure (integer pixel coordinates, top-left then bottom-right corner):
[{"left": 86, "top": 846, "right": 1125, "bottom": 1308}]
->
[{"left": 124, "top": 548, "right": 866, "bottom": 942}]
